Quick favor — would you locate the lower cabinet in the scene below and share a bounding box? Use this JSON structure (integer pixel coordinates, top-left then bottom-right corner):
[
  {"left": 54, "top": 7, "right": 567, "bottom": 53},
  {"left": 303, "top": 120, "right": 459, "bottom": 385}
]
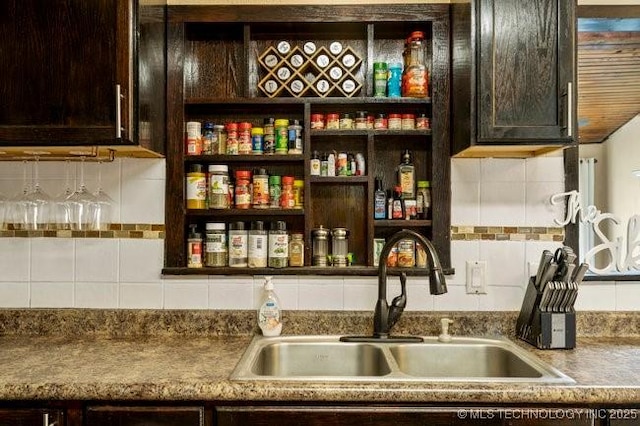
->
[
  {"left": 215, "top": 406, "right": 597, "bottom": 426},
  {"left": 0, "top": 408, "right": 64, "bottom": 426},
  {"left": 84, "top": 406, "right": 206, "bottom": 426}
]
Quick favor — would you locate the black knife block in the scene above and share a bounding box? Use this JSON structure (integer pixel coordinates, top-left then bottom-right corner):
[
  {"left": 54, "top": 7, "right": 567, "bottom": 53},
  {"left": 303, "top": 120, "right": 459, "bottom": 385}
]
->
[{"left": 516, "top": 277, "right": 576, "bottom": 349}]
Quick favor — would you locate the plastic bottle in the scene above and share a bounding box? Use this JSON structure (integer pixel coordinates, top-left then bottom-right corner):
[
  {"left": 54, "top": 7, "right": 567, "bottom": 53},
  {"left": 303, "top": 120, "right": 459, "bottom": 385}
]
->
[
  {"left": 257, "top": 276, "right": 282, "bottom": 337},
  {"left": 387, "top": 63, "right": 403, "bottom": 98}
]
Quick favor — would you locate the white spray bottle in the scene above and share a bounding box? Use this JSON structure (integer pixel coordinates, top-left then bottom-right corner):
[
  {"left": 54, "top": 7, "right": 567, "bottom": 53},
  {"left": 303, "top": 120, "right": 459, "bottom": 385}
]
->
[{"left": 257, "top": 276, "right": 282, "bottom": 337}]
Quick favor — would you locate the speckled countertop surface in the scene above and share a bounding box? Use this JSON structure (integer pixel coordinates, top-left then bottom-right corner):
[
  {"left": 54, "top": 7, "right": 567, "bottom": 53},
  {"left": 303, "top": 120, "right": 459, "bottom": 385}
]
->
[{"left": 0, "top": 310, "right": 638, "bottom": 405}]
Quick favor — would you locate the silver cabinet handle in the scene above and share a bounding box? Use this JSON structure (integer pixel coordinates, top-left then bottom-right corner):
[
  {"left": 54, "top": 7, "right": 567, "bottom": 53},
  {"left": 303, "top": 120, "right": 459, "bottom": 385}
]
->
[
  {"left": 43, "top": 413, "right": 58, "bottom": 426},
  {"left": 567, "top": 82, "right": 573, "bottom": 138},
  {"left": 115, "top": 84, "right": 124, "bottom": 138}
]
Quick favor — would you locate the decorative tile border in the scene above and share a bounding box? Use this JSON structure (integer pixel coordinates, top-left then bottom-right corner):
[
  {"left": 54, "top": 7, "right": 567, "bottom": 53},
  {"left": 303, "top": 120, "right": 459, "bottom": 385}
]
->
[
  {"left": 451, "top": 226, "right": 564, "bottom": 242},
  {"left": 0, "top": 224, "right": 164, "bottom": 239}
]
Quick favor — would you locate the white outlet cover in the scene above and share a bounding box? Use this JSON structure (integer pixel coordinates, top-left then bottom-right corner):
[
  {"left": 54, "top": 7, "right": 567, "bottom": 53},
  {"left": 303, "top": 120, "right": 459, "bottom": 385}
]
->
[{"left": 466, "top": 260, "right": 487, "bottom": 294}]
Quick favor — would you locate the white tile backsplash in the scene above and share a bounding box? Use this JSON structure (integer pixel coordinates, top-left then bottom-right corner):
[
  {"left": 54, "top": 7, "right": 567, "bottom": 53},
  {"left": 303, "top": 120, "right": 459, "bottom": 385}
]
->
[
  {"left": 164, "top": 280, "right": 209, "bottom": 310},
  {"left": 480, "top": 241, "right": 526, "bottom": 287},
  {"left": 209, "top": 277, "right": 254, "bottom": 309},
  {"left": 480, "top": 182, "right": 526, "bottom": 225},
  {"left": 0, "top": 282, "right": 30, "bottom": 307},
  {"left": 75, "top": 239, "right": 119, "bottom": 283},
  {"left": 75, "top": 282, "right": 118, "bottom": 308},
  {"left": 119, "top": 282, "right": 164, "bottom": 309},
  {"left": 525, "top": 181, "right": 566, "bottom": 226},
  {"left": 0, "top": 238, "right": 30, "bottom": 282},
  {"left": 31, "top": 238, "right": 74, "bottom": 282},
  {"left": 119, "top": 239, "right": 163, "bottom": 282},
  {"left": 30, "top": 282, "right": 74, "bottom": 307},
  {"left": 0, "top": 157, "right": 636, "bottom": 312}
]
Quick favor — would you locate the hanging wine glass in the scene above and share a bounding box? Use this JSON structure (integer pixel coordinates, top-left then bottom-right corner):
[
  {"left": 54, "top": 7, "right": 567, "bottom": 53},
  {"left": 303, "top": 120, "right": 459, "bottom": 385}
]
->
[
  {"left": 10, "top": 161, "right": 31, "bottom": 230},
  {"left": 24, "top": 155, "right": 52, "bottom": 230},
  {"left": 53, "top": 160, "right": 74, "bottom": 230},
  {"left": 66, "top": 156, "right": 96, "bottom": 230},
  {"left": 93, "top": 160, "right": 114, "bottom": 231}
]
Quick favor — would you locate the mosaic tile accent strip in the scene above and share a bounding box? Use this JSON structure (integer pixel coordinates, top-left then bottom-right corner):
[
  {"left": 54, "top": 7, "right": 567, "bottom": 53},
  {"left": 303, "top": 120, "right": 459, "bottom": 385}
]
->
[
  {"left": 451, "top": 226, "right": 564, "bottom": 242},
  {"left": 0, "top": 224, "right": 165, "bottom": 239}
]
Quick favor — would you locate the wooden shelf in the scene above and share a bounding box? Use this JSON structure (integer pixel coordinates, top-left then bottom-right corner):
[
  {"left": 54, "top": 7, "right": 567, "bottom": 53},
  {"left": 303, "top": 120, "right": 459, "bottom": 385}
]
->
[
  {"left": 185, "top": 154, "right": 303, "bottom": 163},
  {"left": 311, "top": 129, "right": 431, "bottom": 136},
  {"left": 309, "top": 176, "right": 368, "bottom": 184},
  {"left": 162, "top": 266, "right": 455, "bottom": 276},
  {"left": 184, "top": 97, "right": 432, "bottom": 105},
  {"left": 374, "top": 219, "right": 432, "bottom": 227},
  {"left": 186, "top": 208, "right": 305, "bottom": 217}
]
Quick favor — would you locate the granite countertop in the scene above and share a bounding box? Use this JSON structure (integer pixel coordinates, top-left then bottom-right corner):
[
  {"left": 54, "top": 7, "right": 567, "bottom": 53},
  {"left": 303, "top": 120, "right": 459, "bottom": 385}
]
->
[{"left": 0, "top": 310, "right": 638, "bottom": 405}]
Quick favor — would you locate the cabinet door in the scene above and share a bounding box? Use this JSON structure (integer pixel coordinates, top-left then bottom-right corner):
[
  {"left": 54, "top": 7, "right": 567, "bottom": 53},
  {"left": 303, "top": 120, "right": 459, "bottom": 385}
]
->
[
  {"left": 0, "top": 0, "right": 133, "bottom": 145},
  {"left": 216, "top": 406, "right": 594, "bottom": 426},
  {"left": 477, "top": 0, "right": 575, "bottom": 141},
  {"left": 84, "top": 406, "right": 205, "bottom": 426},
  {"left": 0, "top": 408, "right": 64, "bottom": 426}
]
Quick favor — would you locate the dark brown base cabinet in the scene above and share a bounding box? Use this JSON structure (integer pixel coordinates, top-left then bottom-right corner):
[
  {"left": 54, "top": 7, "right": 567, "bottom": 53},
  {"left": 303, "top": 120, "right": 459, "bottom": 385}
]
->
[
  {"left": 215, "top": 406, "right": 620, "bottom": 426},
  {"left": 451, "top": 0, "right": 576, "bottom": 158},
  {"left": 164, "top": 5, "right": 452, "bottom": 275},
  {"left": 0, "top": 409, "right": 64, "bottom": 426},
  {"left": 84, "top": 406, "right": 207, "bottom": 426}
]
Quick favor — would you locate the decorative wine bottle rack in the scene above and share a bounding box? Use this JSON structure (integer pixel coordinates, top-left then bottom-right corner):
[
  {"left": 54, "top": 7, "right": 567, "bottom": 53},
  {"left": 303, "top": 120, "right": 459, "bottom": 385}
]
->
[{"left": 258, "top": 41, "right": 363, "bottom": 98}]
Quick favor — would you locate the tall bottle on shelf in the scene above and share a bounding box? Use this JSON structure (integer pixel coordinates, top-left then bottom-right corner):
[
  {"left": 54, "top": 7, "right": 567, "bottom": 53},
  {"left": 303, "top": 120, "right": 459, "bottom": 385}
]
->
[
  {"left": 397, "top": 150, "right": 415, "bottom": 199},
  {"left": 374, "top": 177, "right": 386, "bottom": 220},
  {"left": 402, "top": 31, "right": 429, "bottom": 98}
]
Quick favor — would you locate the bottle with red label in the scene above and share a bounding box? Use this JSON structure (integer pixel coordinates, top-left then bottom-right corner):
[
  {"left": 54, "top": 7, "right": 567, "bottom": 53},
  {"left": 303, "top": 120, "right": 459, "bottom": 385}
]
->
[{"left": 402, "top": 31, "right": 429, "bottom": 98}]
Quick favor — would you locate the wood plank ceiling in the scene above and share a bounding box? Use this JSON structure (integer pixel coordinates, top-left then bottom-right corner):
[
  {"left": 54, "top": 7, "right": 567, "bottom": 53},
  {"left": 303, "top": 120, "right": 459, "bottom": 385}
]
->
[{"left": 578, "top": 19, "right": 640, "bottom": 144}]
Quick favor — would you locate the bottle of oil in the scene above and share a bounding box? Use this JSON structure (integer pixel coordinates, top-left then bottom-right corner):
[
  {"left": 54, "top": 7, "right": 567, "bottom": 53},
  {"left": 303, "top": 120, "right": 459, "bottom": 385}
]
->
[{"left": 397, "top": 150, "right": 415, "bottom": 199}]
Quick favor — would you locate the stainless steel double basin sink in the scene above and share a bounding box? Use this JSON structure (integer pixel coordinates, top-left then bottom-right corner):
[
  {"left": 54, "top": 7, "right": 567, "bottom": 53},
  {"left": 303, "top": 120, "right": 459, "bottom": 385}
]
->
[{"left": 230, "top": 335, "right": 574, "bottom": 384}]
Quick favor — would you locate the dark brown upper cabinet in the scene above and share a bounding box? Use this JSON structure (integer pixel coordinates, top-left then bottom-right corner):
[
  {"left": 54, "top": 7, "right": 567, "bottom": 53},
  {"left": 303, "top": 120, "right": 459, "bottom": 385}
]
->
[
  {"left": 452, "top": 0, "right": 577, "bottom": 158},
  {"left": 0, "top": 0, "right": 165, "bottom": 156}
]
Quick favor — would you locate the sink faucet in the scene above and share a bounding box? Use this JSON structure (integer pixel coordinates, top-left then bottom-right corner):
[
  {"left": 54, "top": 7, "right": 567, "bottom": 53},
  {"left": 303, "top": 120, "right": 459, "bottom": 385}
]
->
[{"left": 341, "top": 229, "right": 447, "bottom": 342}]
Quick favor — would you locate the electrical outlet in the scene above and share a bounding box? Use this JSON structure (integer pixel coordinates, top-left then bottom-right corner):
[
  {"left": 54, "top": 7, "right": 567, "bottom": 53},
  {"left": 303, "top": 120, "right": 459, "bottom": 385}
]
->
[{"left": 466, "top": 261, "right": 487, "bottom": 294}]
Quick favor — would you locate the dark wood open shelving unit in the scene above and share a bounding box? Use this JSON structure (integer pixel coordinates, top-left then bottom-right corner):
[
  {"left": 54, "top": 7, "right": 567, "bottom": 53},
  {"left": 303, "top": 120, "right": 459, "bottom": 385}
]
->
[{"left": 164, "top": 4, "right": 451, "bottom": 276}]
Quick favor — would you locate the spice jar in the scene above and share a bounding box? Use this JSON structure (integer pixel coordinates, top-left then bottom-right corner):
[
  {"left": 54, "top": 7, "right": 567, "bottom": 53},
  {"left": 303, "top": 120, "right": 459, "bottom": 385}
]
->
[
  {"left": 310, "top": 150, "right": 321, "bottom": 176},
  {"left": 263, "top": 118, "right": 276, "bottom": 154},
  {"left": 387, "top": 63, "right": 403, "bottom": 97},
  {"left": 185, "top": 121, "right": 202, "bottom": 155},
  {"left": 311, "top": 114, "right": 325, "bottom": 130},
  {"left": 187, "top": 224, "right": 203, "bottom": 268},
  {"left": 226, "top": 122, "right": 239, "bottom": 155},
  {"left": 205, "top": 222, "right": 227, "bottom": 267},
  {"left": 401, "top": 113, "right": 415, "bottom": 130},
  {"left": 331, "top": 227, "right": 349, "bottom": 267},
  {"left": 416, "top": 180, "right": 431, "bottom": 220},
  {"left": 248, "top": 221, "right": 268, "bottom": 268},
  {"left": 339, "top": 113, "right": 354, "bottom": 130},
  {"left": 373, "top": 62, "right": 388, "bottom": 97},
  {"left": 228, "top": 221, "right": 248, "bottom": 267},
  {"left": 252, "top": 168, "right": 269, "bottom": 209},
  {"left": 186, "top": 164, "right": 206, "bottom": 209},
  {"left": 354, "top": 111, "right": 368, "bottom": 129},
  {"left": 274, "top": 119, "right": 289, "bottom": 154},
  {"left": 234, "top": 170, "right": 252, "bottom": 209},
  {"left": 251, "top": 127, "right": 264, "bottom": 155},
  {"left": 326, "top": 113, "right": 340, "bottom": 130},
  {"left": 416, "top": 113, "right": 430, "bottom": 129},
  {"left": 287, "top": 119, "right": 303, "bottom": 154},
  {"left": 238, "top": 122, "right": 252, "bottom": 154},
  {"left": 312, "top": 226, "right": 329, "bottom": 267},
  {"left": 289, "top": 233, "right": 305, "bottom": 267},
  {"left": 213, "top": 124, "right": 226, "bottom": 154},
  {"left": 388, "top": 113, "right": 402, "bottom": 130},
  {"left": 269, "top": 175, "right": 281, "bottom": 208},
  {"left": 202, "top": 121, "right": 214, "bottom": 154},
  {"left": 293, "top": 179, "right": 304, "bottom": 209},
  {"left": 268, "top": 221, "right": 289, "bottom": 268},
  {"left": 374, "top": 113, "right": 388, "bottom": 130},
  {"left": 280, "top": 176, "right": 295, "bottom": 209},
  {"left": 208, "top": 165, "right": 229, "bottom": 209}
]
